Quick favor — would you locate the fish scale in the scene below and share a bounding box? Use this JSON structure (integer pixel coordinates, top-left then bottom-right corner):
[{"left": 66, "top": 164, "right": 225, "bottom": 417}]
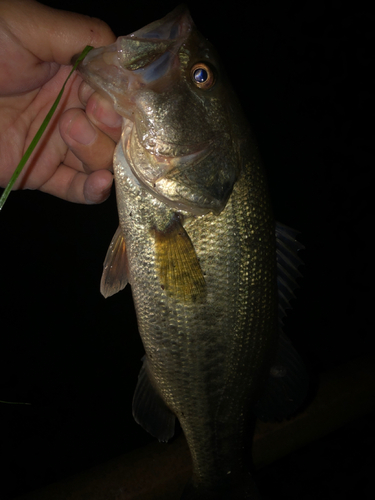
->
[
  {"left": 78, "top": 6, "right": 307, "bottom": 498},
  {"left": 113, "top": 133, "right": 277, "bottom": 491}
]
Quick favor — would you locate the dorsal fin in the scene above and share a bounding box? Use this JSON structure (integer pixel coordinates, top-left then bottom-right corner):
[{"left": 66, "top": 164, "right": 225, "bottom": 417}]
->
[
  {"left": 253, "top": 222, "right": 307, "bottom": 422},
  {"left": 275, "top": 221, "right": 304, "bottom": 326},
  {"left": 253, "top": 331, "right": 309, "bottom": 421},
  {"left": 100, "top": 226, "right": 129, "bottom": 298}
]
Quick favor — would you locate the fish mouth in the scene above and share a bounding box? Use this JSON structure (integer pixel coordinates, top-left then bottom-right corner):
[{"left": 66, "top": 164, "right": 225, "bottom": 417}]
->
[
  {"left": 77, "top": 6, "right": 238, "bottom": 215},
  {"left": 76, "top": 6, "right": 193, "bottom": 117}
]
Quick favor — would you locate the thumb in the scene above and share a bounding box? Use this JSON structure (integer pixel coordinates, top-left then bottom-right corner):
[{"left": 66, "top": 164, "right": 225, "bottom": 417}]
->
[{"left": 1, "top": 0, "right": 116, "bottom": 64}]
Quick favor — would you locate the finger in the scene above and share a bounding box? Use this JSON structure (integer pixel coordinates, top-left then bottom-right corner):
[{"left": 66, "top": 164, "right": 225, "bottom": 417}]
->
[
  {"left": 78, "top": 82, "right": 96, "bottom": 106},
  {"left": 59, "top": 108, "right": 117, "bottom": 173},
  {"left": 2, "top": 0, "right": 116, "bottom": 64},
  {"left": 83, "top": 170, "right": 114, "bottom": 204},
  {"left": 83, "top": 89, "right": 122, "bottom": 144},
  {"left": 40, "top": 164, "right": 113, "bottom": 204}
]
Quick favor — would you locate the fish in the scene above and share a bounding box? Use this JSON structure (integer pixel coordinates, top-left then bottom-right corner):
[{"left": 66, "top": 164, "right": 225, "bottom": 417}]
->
[{"left": 77, "top": 6, "right": 307, "bottom": 499}]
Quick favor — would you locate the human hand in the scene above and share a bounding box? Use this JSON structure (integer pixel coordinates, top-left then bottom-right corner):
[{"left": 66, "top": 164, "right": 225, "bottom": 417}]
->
[{"left": 0, "top": 0, "right": 122, "bottom": 204}]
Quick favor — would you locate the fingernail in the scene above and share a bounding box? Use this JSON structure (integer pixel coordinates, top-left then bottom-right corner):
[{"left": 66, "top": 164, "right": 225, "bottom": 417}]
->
[
  {"left": 79, "top": 82, "right": 95, "bottom": 106},
  {"left": 101, "top": 109, "right": 122, "bottom": 128},
  {"left": 68, "top": 112, "right": 96, "bottom": 145},
  {"left": 94, "top": 97, "right": 122, "bottom": 128}
]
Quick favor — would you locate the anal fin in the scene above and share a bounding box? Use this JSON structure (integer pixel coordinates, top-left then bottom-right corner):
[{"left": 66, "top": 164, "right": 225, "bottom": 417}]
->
[{"left": 132, "top": 356, "right": 175, "bottom": 442}]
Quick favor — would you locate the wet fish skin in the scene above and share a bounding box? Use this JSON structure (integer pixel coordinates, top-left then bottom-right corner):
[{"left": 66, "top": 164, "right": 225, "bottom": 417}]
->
[
  {"left": 115, "top": 136, "right": 277, "bottom": 499},
  {"left": 77, "top": 6, "right": 304, "bottom": 499}
]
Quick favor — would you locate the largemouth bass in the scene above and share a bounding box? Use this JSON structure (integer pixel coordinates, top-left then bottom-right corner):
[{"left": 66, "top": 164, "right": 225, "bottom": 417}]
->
[{"left": 78, "top": 6, "right": 307, "bottom": 499}]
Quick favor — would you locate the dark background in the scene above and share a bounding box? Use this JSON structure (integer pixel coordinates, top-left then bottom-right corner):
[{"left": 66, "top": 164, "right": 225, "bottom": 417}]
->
[{"left": 1, "top": 1, "right": 373, "bottom": 499}]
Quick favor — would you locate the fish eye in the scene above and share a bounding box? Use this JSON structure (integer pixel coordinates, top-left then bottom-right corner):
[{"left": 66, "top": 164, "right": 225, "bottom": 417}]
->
[{"left": 190, "top": 63, "right": 215, "bottom": 90}]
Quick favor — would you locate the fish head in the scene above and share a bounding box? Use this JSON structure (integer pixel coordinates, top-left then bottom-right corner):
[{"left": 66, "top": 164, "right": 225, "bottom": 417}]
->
[{"left": 78, "top": 6, "right": 246, "bottom": 215}]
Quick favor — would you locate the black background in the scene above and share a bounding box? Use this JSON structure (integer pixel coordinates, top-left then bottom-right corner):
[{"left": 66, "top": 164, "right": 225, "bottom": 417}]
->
[{"left": 0, "top": 1, "right": 373, "bottom": 498}]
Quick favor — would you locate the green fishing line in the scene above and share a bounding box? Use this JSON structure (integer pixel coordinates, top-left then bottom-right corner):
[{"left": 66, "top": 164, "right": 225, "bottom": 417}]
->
[{"left": 0, "top": 45, "right": 93, "bottom": 211}]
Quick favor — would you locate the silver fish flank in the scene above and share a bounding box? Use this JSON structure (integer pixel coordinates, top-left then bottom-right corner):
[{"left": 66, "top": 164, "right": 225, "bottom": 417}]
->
[{"left": 78, "top": 6, "right": 307, "bottom": 499}]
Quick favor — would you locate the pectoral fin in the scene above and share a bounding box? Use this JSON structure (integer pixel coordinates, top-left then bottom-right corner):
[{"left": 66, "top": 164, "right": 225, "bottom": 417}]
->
[
  {"left": 153, "top": 215, "right": 206, "bottom": 302},
  {"left": 100, "top": 226, "right": 129, "bottom": 298}
]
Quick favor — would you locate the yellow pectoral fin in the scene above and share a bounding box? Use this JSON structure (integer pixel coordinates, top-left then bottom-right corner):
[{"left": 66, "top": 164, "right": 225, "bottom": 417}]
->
[
  {"left": 100, "top": 226, "right": 129, "bottom": 298},
  {"left": 153, "top": 217, "right": 206, "bottom": 302}
]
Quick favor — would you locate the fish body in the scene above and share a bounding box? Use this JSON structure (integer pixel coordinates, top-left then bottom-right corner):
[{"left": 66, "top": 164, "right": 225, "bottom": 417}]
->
[{"left": 78, "top": 7, "right": 306, "bottom": 499}]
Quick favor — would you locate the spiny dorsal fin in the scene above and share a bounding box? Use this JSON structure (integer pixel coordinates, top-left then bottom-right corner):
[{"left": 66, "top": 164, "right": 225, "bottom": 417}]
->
[
  {"left": 253, "top": 221, "right": 308, "bottom": 422},
  {"left": 100, "top": 226, "right": 128, "bottom": 298},
  {"left": 132, "top": 356, "right": 175, "bottom": 443},
  {"left": 153, "top": 215, "right": 206, "bottom": 302},
  {"left": 276, "top": 221, "right": 304, "bottom": 326}
]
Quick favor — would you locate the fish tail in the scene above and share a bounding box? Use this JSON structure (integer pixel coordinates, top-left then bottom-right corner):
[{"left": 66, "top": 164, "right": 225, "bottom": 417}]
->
[{"left": 181, "top": 473, "right": 261, "bottom": 499}]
